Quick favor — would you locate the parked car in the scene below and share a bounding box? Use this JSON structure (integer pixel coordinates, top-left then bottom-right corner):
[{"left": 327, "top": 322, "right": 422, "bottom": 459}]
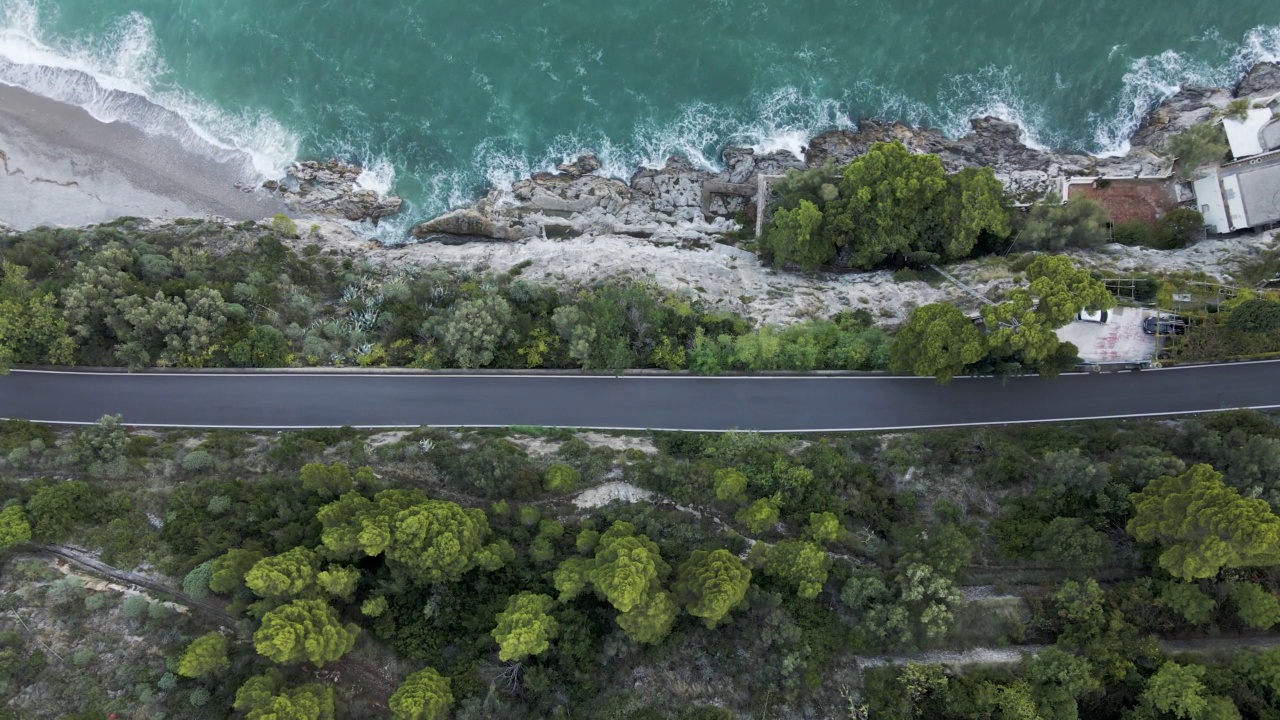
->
[
  {"left": 1077, "top": 309, "right": 1109, "bottom": 323},
  {"left": 1143, "top": 316, "right": 1187, "bottom": 335}
]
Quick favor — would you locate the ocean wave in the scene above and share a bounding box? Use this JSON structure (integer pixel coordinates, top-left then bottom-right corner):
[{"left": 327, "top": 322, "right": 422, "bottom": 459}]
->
[
  {"left": 1092, "top": 22, "right": 1280, "bottom": 156},
  {"left": 0, "top": 0, "right": 298, "bottom": 179}
]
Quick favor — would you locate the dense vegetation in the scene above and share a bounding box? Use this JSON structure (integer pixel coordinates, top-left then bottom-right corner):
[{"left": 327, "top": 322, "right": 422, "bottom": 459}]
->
[
  {"left": 4, "top": 410, "right": 1280, "bottom": 718},
  {"left": 758, "top": 142, "right": 1012, "bottom": 271},
  {"left": 0, "top": 220, "right": 889, "bottom": 374},
  {"left": 758, "top": 141, "right": 1208, "bottom": 273}
]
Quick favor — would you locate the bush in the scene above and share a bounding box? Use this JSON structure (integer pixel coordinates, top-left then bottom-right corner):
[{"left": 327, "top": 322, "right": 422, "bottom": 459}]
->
[
  {"left": 1167, "top": 123, "right": 1229, "bottom": 180},
  {"left": 1226, "top": 299, "right": 1280, "bottom": 334},
  {"left": 544, "top": 463, "right": 581, "bottom": 492},
  {"left": 180, "top": 450, "right": 214, "bottom": 472},
  {"left": 271, "top": 214, "right": 298, "bottom": 238}
]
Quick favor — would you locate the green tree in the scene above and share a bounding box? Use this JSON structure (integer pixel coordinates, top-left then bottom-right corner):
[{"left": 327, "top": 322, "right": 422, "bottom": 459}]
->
[
  {"left": 1023, "top": 255, "right": 1115, "bottom": 328},
  {"left": 389, "top": 667, "right": 454, "bottom": 720},
  {"left": 1016, "top": 197, "right": 1111, "bottom": 251},
  {"left": 176, "top": 632, "right": 229, "bottom": 678},
  {"left": 673, "top": 549, "right": 752, "bottom": 628},
  {"left": 315, "top": 564, "right": 361, "bottom": 600},
  {"left": 764, "top": 540, "right": 831, "bottom": 599},
  {"left": 1229, "top": 582, "right": 1280, "bottom": 630},
  {"left": 1226, "top": 298, "right": 1280, "bottom": 334},
  {"left": 1166, "top": 123, "right": 1230, "bottom": 180},
  {"left": 735, "top": 495, "right": 781, "bottom": 534},
  {"left": 615, "top": 589, "right": 679, "bottom": 644},
  {"left": 317, "top": 491, "right": 508, "bottom": 583},
  {"left": 209, "top": 548, "right": 265, "bottom": 594},
  {"left": 234, "top": 669, "right": 335, "bottom": 720},
  {"left": 0, "top": 262, "right": 74, "bottom": 372},
  {"left": 0, "top": 505, "right": 32, "bottom": 550},
  {"left": 431, "top": 295, "right": 514, "bottom": 368},
  {"left": 253, "top": 599, "right": 358, "bottom": 667},
  {"left": 299, "top": 462, "right": 357, "bottom": 499},
  {"left": 544, "top": 463, "right": 580, "bottom": 492},
  {"left": 1026, "top": 647, "right": 1100, "bottom": 720},
  {"left": 361, "top": 596, "right": 389, "bottom": 618},
  {"left": 245, "top": 547, "right": 320, "bottom": 599},
  {"left": 822, "top": 141, "right": 1008, "bottom": 269},
  {"left": 806, "top": 511, "right": 841, "bottom": 543},
  {"left": 1128, "top": 464, "right": 1280, "bottom": 580},
  {"left": 67, "top": 415, "right": 128, "bottom": 475},
  {"left": 1161, "top": 582, "right": 1218, "bottom": 625},
  {"left": 25, "top": 480, "right": 96, "bottom": 541},
  {"left": 763, "top": 199, "right": 830, "bottom": 270},
  {"left": 890, "top": 303, "right": 986, "bottom": 383},
  {"left": 823, "top": 142, "right": 947, "bottom": 268},
  {"left": 491, "top": 592, "right": 559, "bottom": 662},
  {"left": 1032, "top": 517, "right": 1108, "bottom": 569},
  {"left": 228, "top": 325, "right": 291, "bottom": 367},
  {"left": 553, "top": 521, "right": 676, "bottom": 643},
  {"left": 590, "top": 533, "right": 670, "bottom": 613},
  {"left": 1141, "top": 661, "right": 1241, "bottom": 720},
  {"left": 713, "top": 468, "right": 748, "bottom": 503}
]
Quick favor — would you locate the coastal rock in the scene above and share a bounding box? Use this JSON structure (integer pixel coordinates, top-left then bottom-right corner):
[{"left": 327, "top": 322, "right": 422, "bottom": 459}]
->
[
  {"left": 277, "top": 160, "right": 404, "bottom": 224},
  {"left": 411, "top": 209, "right": 520, "bottom": 241},
  {"left": 556, "top": 154, "right": 601, "bottom": 177},
  {"left": 407, "top": 61, "right": 1272, "bottom": 248},
  {"left": 1236, "top": 62, "right": 1280, "bottom": 98},
  {"left": 1127, "top": 86, "right": 1230, "bottom": 154}
]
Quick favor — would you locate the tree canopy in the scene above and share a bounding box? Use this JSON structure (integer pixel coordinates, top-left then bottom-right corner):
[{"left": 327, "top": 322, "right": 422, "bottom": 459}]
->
[
  {"left": 176, "top": 632, "right": 229, "bottom": 678},
  {"left": 1128, "top": 464, "right": 1280, "bottom": 581},
  {"left": 673, "top": 549, "right": 752, "bottom": 628},
  {"left": 317, "top": 490, "right": 508, "bottom": 583},
  {"left": 253, "top": 599, "right": 359, "bottom": 667},
  {"left": 889, "top": 303, "right": 985, "bottom": 383},
  {"left": 234, "top": 669, "right": 335, "bottom": 720},
  {"left": 760, "top": 142, "right": 1009, "bottom": 271},
  {"left": 389, "top": 667, "right": 454, "bottom": 720},
  {"left": 491, "top": 592, "right": 559, "bottom": 662}
]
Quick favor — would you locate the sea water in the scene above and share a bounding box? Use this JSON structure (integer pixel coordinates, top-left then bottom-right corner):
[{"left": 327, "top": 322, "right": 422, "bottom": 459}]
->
[{"left": 1, "top": 0, "right": 1278, "bottom": 235}]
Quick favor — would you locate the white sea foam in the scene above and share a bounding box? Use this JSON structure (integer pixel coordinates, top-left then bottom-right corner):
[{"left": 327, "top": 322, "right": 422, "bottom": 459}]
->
[
  {"left": 0, "top": 0, "right": 298, "bottom": 179},
  {"left": 1093, "top": 22, "right": 1280, "bottom": 156},
  {"left": 355, "top": 156, "right": 396, "bottom": 196}
]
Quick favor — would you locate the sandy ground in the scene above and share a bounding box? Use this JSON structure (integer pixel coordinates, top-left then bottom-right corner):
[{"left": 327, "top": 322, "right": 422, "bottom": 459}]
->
[{"left": 0, "top": 84, "right": 282, "bottom": 229}]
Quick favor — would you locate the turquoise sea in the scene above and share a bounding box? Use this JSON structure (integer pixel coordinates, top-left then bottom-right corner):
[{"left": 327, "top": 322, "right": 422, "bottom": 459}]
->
[{"left": 1, "top": 0, "right": 1278, "bottom": 235}]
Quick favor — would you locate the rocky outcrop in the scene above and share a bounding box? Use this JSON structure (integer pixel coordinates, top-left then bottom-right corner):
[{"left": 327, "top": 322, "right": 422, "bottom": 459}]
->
[
  {"left": 266, "top": 160, "right": 404, "bottom": 225},
  {"left": 1235, "top": 62, "right": 1280, "bottom": 98},
  {"left": 412, "top": 149, "right": 804, "bottom": 247},
  {"left": 411, "top": 62, "right": 1275, "bottom": 246}
]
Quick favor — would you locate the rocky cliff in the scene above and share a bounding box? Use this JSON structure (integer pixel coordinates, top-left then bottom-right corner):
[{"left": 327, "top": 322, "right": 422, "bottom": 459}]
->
[{"left": 285, "top": 62, "right": 1280, "bottom": 247}]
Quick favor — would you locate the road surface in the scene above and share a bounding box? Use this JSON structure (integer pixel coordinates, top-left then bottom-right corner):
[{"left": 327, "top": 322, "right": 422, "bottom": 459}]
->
[{"left": 2, "top": 362, "right": 1278, "bottom": 431}]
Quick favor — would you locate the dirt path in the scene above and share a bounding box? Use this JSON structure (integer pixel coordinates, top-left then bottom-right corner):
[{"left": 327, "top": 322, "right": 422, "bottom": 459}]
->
[{"left": 858, "top": 635, "right": 1280, "bottom": 669}]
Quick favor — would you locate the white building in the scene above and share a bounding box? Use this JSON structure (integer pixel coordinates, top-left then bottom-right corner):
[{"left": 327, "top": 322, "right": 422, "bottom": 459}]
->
[{"left": 1190, "top": 99, "right": 1280, "bottom": 234}]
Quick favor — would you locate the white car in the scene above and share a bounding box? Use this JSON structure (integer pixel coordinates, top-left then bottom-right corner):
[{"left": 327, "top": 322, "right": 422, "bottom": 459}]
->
[{"left": 1076, "top": 309, "right": 1109, "bottom": 323}]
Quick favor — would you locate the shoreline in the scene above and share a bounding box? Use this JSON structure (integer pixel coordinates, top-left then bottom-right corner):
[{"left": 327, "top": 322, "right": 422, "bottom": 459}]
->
[
  {"left": 1, "top": 63, "right": 1278, "bottom": 237},
  {"left": 0, "top": 83, "right": 283, "bottom": 230}
]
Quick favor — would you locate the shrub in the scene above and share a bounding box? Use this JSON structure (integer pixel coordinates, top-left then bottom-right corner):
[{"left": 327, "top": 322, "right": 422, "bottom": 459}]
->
[
  {"left": 180, "top": 450, "right": 214, "bottom": 472},
  {"left": 1226, "top": 299, "right": 1280, "bottom": 334},
  {"left": 1166, "top": 123, "right": 1229, "bottom": 179},
  {"left": 189, "top": 687, "right": 211, "bottom": 708},
  {"left": 183, "top": 560, "right": 214, "bottom": 599},
  {"left": 544, "top": 463, "right": 580, "bottom": 492},
  {"left": 271, "top": 214, "right": 299, "bottom": 238}
]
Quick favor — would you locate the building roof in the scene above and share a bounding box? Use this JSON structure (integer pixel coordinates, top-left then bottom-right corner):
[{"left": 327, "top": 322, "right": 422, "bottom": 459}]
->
[
  {"left": 1192, "top": 176, "right": 1230, "bottom": 234},
  {"left": 1223, "top": 107, "right": 1276, "bottom": 159},
  {"left": 1220, "top": 154, "right": 1280, "bottom": 228},
  {"left": 1064, "top": 178, "right": 1178, "bottom": 225}
]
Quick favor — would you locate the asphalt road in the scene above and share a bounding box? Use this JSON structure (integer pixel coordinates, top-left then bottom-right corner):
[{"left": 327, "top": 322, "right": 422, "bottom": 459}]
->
[{"left": 2, "top": 362, "right": 1279, "bottom": 432}]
